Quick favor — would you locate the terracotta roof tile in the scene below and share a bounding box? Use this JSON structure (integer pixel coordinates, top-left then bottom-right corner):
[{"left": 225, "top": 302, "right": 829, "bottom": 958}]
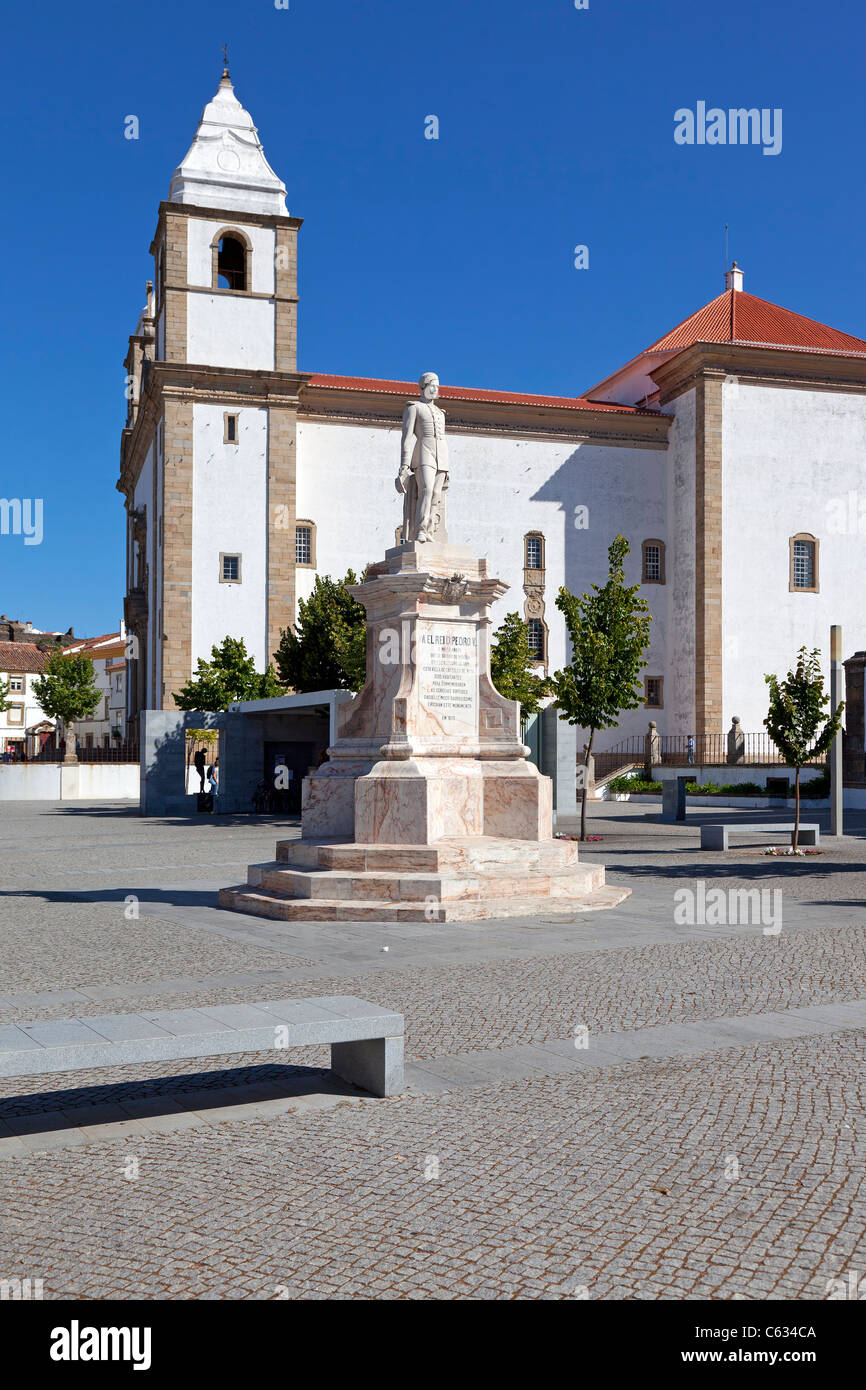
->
[
  {"left": 0, "top": 642, "right": 52, "bottom": 674},
  {"left": 304, "top": 373, "right": 661, "bottom": 414},
  {"left": 647, "top": 289, "right": 866, "bottom": 355}
]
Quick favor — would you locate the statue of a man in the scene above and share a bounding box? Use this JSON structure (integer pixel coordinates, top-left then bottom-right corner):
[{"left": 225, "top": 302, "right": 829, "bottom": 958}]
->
[{"left": 396, "top": 372, "right": 449, "bottom": 543}]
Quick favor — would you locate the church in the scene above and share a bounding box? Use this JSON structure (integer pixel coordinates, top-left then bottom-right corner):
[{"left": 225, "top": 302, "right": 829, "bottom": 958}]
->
[{"left": 118, "top": 69, "right": 866, "bottom": 748}]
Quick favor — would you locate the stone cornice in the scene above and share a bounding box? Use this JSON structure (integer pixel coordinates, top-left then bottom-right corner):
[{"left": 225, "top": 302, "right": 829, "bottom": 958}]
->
[
  {"left": 117, "top": 362, "right": 312, "bottom": 498},
  {"left": 149, "top": 200, "right": 303, "bottom": 253},
  {"left": 651, "top": 341, "right": 866, "bottom": 405},
  {"left": 297, "top": 384, "right": 671, "bottom": 449}
]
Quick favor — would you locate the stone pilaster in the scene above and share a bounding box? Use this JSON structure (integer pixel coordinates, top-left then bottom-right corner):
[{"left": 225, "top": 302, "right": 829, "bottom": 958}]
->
[
  {"left": 163, "top": 210, "right": 188, "bottom": 364},
  {"left": 266, "top": 405, "right": 297, "bottom": 664},
  {"left": 160, "top": 397, "right": 194, "bottom": 707},
  {"left": 274, "top": 225, "right": 298, "bottom": 371}
]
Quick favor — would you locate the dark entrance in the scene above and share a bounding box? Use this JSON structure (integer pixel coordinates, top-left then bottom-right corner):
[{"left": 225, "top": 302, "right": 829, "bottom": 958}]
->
[{"left": 261, "top": 740, "right": 316, "bottom": 814}]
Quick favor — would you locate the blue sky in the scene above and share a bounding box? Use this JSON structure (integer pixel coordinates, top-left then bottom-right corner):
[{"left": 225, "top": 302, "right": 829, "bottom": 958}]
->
[{"left": 3, "top": 0, "right": 864, "bottom": 637}]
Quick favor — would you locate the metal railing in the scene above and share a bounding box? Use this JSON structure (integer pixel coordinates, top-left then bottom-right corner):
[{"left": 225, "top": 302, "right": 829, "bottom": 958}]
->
[
  {"left": 593, "top": 732, "right": 825, "bottom": 784},
  {"left": 21, "top": 741, "right": 140, "bottom": 764}
]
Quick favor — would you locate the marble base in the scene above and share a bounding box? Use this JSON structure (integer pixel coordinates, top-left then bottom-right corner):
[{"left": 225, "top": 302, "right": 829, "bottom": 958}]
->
[{"left": 219, "top": 835, "right": 630, "bottom": 922}]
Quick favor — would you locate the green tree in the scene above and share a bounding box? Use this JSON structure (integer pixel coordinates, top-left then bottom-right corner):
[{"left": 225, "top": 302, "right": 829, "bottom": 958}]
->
[
  {"left": 275, "top": 571, "right": 367, "bottom": 693},
  {"left": 764, "top": 647, "right": 843, "bottom": 850},
  {"left": 0, "top": 678, "right": 9, "bottom": 715},
  {"left": 173, "top": 636, "right": 283, "bottom": 712},
  {"left": 31, "top": 652, "right": 101, "bottom": 763},
  {"left": 489, "top": 612, "right": 553, "bottom": 721},
  {"left": 551, "top": 535, "right": 652, "bottom": 840}
]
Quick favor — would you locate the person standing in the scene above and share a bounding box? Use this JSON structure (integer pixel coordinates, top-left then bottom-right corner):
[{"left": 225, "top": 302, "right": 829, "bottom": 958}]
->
[{"left": 207, "top": 757, "right": 220, "bottom": 810}]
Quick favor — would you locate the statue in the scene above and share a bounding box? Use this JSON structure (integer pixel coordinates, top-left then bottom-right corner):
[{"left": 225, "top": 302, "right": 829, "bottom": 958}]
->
[{"left": 396, "top": 372, "right": 449, "bottom": 543}]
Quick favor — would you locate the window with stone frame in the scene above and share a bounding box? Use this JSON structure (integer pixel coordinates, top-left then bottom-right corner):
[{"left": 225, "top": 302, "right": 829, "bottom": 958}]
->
[
  {"left": 645, "top": 676, "right": 663, "bottom": 709},
  {"left": 525, "top": 534, "right": 544, "bottom": 570},
  {"left": 295, "top": 522, "right": 317, "bottom": 568},
  {"left": 527, "top": 618, "right": 546, "bottom": 661},
  {"left": 790, "top": 534, "right": 819, "bottom": 592},
  {"left": 642, "top": 539, "right": 666, "bottom": 584},
  {"left": 216, "top": 234, "right": 248, "bottom": 291},
  {"left": 220, "top": 553, "right": 242, "bottom": 583}
]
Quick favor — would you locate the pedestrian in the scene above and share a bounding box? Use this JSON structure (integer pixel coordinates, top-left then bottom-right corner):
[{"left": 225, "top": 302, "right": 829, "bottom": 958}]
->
[
  {"left": 193, "top": 746, "right": 207, "bottom": 792},
  {"left": 687, "top": 734, "right": 695, "bottom": 766},
  {"left": 207, "top": 757, "right": 220, "bottom": 810}
]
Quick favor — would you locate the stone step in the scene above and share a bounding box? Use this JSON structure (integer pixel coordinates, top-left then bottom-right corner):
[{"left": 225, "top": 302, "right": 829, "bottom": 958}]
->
[
  {"left": 274, "top": 837, "right": 583, "bottom": 874},
  {"left": 218, "top": 883, "right": 630, "bottom": 923},
  {"left": 252, "top": 862, "right": 603, "bottom": 903}
]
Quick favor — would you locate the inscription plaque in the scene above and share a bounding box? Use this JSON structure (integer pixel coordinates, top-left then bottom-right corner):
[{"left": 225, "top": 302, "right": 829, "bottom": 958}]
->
[{"left": 417, "top": 619, "right": 478, "bottom": 736}]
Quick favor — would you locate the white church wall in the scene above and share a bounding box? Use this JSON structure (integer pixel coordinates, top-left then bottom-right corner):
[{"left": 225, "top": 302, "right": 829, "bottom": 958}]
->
[
  {"left": 296, "top": 417, "right": 666, "bottom": 742},
  {"left": 721, "top": 379, "right": 866, "bottom": 730},
  {"left": 666, "top": 388, "right": 696, "bottom": 734},
  {"left": 187, "top": 293, "right": 275, "bottom": 370},
  {"left": 191, "top": 404, "right": 269, "bottom": 672},
  {"left": 186, "top": 219, "right": 276, "bottom": 294}
]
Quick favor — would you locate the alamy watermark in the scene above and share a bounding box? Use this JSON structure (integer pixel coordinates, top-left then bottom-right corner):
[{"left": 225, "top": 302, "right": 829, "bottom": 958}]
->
[
  {"left": 674, "top": 103, "right": 782, "bottom": 156},
  {"left": 0, "top": 498, "right": 43, "bottom": 546},
  {"left": 674, "top": 880, "right": 782, "bottom": 935}
]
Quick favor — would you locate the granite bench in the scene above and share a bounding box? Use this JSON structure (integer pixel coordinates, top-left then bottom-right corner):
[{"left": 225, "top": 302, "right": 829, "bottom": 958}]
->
[
  {"left": 700, "top": 823, "right": 820, "bottom": 851},
  {"left": 0, "top": 995, "right": 403, "bottom": 1099}
]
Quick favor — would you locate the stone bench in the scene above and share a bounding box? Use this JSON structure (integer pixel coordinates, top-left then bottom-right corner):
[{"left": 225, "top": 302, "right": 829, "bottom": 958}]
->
[
  {"left": 700, "top": 823, "right": 820, "bottom": 851},
  {"left": 0, "top": 995, "right": 403, "bottom": 1099}
]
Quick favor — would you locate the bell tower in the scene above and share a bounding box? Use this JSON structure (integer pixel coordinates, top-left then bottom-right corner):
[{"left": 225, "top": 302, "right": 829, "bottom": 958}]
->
[{"left": 119, "top": 65, "right": 305, "bottom": 715}]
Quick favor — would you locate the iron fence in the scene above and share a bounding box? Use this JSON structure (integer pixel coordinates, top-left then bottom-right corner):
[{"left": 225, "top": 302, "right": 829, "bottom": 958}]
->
[
  {"left": 21, "top": 741, "right": 140, "bottom": 764},
  {"left": 592, "top": 732, "right": 825, "bottom": 784}
]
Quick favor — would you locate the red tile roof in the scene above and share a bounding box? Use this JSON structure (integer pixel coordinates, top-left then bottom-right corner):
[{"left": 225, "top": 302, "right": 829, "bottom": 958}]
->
[
  {"left": 647, "top": 289, "right": 866, "bottom": 356},
  {"left": 63, "top": 631, "right": 123, "bottom": 656},
  {"left": 0, "top": 642, "right": 52, "bottom": 674},
  {"left": 304, "top": 373, "right": 661, "bottom": 414}
]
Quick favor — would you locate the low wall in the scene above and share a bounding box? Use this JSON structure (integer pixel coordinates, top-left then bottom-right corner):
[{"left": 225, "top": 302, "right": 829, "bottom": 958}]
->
[{"left": 0, "top": 763, "right": 140, "bottom": 800}]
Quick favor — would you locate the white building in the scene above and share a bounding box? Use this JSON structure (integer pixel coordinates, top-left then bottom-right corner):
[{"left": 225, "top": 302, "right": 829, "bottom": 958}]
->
[
  {"left": 63, "top": 628, "right": 128, "bottom": 750},
  {"left": 118, "top": 69, "right": 866, "bottom": 744},
  {"left": 0, "top": 642, "right": 53, "bottom": 756}
]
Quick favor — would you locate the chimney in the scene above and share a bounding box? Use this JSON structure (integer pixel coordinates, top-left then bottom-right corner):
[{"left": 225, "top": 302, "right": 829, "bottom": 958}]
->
[{"left": 725, "top": 261, "right": 744, "bottom": 292}]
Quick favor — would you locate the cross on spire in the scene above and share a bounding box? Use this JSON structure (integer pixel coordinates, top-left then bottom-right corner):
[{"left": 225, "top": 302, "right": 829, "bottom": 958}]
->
[{"left": 222, "top": 43, "right": 230, "bottom": 79}]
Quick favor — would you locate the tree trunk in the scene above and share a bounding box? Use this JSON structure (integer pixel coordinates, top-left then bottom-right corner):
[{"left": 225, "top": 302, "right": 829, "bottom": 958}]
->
[
  {"left": 793, "top": 765, "right": 800, "bottom": 852},
  {"left": 580, "top": 728, "right": 595, "bottom": 842}
]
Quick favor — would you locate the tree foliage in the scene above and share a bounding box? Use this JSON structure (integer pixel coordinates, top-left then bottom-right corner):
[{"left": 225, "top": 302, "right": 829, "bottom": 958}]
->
[
  {"left": 274, "top": 572, "right": 367, "bottom": 693},
  {"left": 0, "top": 679, "right": 9, "bottom": 715},
  {"left": 32, "top": 652, "right": 101, "bottom": 727},
  {"left": 551, "top": 535, "right": 652, "bottom": 839},
  {"left": 173, "top": 636, "right": 283, "bottom": 712},
  {"left": 489, "top": 612, "right": 553, "bottom": 720},
  {"left": 764, "top": 646, "right": 843, "bottom": 849}
]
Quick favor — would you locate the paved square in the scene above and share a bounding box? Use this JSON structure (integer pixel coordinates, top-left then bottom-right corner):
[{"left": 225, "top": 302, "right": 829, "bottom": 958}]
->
[{"left": 1, "top": 800, "right": 864, "bottom": 1299}]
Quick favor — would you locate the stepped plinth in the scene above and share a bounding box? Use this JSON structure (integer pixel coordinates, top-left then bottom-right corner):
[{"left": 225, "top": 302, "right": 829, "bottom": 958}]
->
[{"left": 220, "top": 540, "right": 628, "bottom": 922}]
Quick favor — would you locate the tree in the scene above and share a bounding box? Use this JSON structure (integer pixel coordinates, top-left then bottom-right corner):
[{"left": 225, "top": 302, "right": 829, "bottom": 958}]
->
[
  {"left": 551, "top": 535, "right": 652, "bottom": 840},
  {"left": 275, "top": 571, "right": 367, "bottom": 693},
  {"left": 489, "top": 612, "right": 553, "bottom": 721},
  {"left": 31, "top": 652, "right": 101, "bottom": 763},
  {"left": 0, "top": 679, "right": 9, "bottom": 715},
  {"left": 764, "top": 647, "right": 843, "bottom": 850},
  {"left": 173, "top": 637, "right": 283, "bottom": 712}
]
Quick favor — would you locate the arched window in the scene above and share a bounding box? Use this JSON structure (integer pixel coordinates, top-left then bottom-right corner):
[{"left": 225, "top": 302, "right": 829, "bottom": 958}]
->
[
  {"left": 213, "top": 231, "right": 249, "bottom": 291},
  {"left": 789, "top": 533, "right": 819, "bottom": 593},
  {"left": 642, "top": 539, "right": 666, "bottom": 584}
]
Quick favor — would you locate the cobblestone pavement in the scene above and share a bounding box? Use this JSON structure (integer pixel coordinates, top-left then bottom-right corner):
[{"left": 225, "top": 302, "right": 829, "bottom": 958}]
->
[{"left": 0, "top": 801, "right": 864, "bottom": 1300}]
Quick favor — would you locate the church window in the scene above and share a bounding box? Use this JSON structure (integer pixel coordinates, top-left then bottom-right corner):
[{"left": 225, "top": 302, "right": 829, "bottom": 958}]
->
[
  {"left": 224, "top": 412, "right": 239, "bottom": 444},
  {"left": 295, "top": 522, "right": 316, "bottom": 568},
  {"left": 789, "top": 534, "right": 818, "bottom": 592},
  {"left": 642, "top": 539, "right": 665, "bottom": 584},
  {"left": 220, "top": 553, "right": 242, "bottom": 583},
  {"left": 645, "top": 677, "right": 663, "bottom": 709},
  {"left": 525, "top": 534, "right": 544, "bottom": 570},
  {"left": 216, "top": 234, "right": 248, "bottom": 291},
  {"left": 527, "top": 618, "right": 546, "bottom": 661}
]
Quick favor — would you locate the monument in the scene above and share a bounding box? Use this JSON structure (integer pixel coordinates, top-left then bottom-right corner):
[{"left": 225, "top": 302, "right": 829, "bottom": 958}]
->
[{"left": 220, "top": 374, "right": 628, "bottom": 921}]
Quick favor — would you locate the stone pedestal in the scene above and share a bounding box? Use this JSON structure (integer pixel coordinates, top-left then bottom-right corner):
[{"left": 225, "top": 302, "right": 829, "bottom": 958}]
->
[{"left": 220, "top": 541, "right": 627, "bottom": 922}]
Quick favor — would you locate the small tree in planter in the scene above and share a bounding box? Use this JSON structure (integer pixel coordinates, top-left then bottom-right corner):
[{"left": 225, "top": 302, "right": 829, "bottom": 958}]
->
[
  {"left": 490, "top": 612, "right": 553, "bottom": 722},
  {"left": 551, "top": 535, "right": 652, "bottom": 841},
  {"left": 31, "top": 653, "right": 101, "bottom": 764},
  {"left": 764, "top": 647, "right": 843, "bottom": 851}
]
